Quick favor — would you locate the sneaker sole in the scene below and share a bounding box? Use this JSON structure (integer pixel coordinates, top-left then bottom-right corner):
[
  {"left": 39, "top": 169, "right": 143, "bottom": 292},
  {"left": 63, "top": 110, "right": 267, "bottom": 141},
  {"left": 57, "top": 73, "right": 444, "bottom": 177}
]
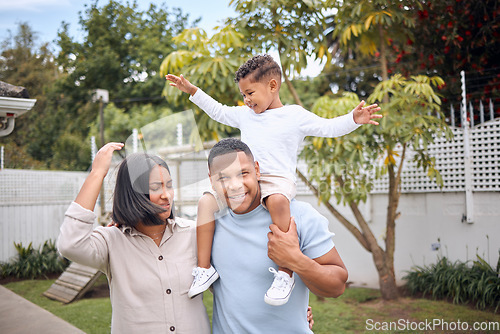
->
[
  {"left": 264, "top": 281, "right": 295, "bottom": 306},
  {"left": 188, "top": 271, "right": 220, "bottom": 298}
]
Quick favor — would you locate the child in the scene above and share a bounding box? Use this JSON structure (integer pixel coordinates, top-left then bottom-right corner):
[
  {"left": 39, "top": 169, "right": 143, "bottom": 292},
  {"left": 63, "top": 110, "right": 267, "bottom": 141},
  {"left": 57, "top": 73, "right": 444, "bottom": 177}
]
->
[{"left": 166, "top": 54, "right": 381, "bottom": 306}]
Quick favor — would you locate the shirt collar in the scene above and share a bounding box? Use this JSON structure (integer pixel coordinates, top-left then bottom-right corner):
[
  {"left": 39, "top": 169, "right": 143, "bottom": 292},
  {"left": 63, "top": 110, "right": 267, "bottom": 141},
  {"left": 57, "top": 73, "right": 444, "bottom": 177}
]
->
[{"left": 119, "top": 217, "right": 190, "bottom": 235}]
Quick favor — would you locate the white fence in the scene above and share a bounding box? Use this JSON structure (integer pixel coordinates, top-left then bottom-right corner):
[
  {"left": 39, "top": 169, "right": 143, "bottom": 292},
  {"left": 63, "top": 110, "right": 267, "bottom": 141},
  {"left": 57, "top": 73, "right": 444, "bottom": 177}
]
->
[
  {"left": 0, "top": 169, "right": 87, "bottom": 262},
  {"left": 371, "top": 118, "right": 500, "bottom": 193}
]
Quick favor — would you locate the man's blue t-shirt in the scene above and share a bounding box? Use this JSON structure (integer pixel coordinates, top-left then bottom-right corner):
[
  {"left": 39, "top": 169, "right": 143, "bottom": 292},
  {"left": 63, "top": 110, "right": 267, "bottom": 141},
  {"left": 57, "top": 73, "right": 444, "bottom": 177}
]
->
[{"left": 211, "top": 200, "right": 335, "bottom": 333}]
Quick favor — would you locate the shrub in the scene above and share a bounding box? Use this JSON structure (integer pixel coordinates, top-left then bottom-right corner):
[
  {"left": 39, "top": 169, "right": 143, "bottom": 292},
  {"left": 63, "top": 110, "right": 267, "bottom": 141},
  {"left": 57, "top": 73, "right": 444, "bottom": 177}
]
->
[
  {"left": 403, "top": 254, "right": 500, "bottom": 312},
  {"left": 0, "top": 240, "right": 69, "bottom": 279}
]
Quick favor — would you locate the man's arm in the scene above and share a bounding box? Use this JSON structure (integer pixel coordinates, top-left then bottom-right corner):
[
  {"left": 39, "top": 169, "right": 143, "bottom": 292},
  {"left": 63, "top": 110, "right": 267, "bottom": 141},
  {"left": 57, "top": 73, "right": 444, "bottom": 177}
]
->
[{"left": 267, "top": 218, "right": 348, "bottom": 297}]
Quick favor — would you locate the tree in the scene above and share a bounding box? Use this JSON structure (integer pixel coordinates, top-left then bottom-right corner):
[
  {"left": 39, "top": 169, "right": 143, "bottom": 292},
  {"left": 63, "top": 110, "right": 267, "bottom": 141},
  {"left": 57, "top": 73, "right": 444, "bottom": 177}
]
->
[
  {"left": 44, "top": 0, "right": 194, "bottom": 170},
  {"left": 307, "top": 0, "right": 453, "bottom": 300},
  {"left": 0, "top": 23, "right": 58, "bottom": 169},
  {"left": 55, "top": 1, "right": 192, "bottom": 105},
  {"left": 301, "top": 76, "right": 452, "bottom": 300},
  {"left": 86, "top": 103, "right": 174, "bottom": 145},
  {"left": 390, "top": 0, "right": 500, "bottom": 122},
  {"left": 227, "top": 0, "right": 330, "bottom": 106},
  {"left": 331, "top": 0, "right": 421, "bottom": 103}
]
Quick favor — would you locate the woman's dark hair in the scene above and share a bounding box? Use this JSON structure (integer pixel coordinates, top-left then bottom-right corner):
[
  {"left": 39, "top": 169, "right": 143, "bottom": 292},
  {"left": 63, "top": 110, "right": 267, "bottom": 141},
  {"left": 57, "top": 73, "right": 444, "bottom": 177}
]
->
[{"left": 112, "top": 153, "right": 174, "bottom": 227}]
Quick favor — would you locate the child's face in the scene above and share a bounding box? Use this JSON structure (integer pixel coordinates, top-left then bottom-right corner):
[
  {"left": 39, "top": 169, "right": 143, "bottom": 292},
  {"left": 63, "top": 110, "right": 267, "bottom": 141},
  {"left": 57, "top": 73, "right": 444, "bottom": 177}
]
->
[{"left": 238, "top": 76, "right": 280, "bottom": 114}]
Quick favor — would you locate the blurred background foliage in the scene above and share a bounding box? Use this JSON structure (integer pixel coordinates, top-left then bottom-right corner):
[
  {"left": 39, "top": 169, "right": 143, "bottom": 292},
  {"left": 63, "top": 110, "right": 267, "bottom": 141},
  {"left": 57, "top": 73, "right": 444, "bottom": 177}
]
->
[{"left": 1, "top": 0, "right": 497, "bottom": 170}]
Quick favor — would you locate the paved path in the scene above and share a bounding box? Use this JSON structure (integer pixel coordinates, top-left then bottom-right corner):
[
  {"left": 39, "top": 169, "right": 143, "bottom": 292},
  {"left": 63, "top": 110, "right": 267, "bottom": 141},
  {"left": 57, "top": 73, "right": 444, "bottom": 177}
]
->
[{"left": 0, "top": 285, "right": 85, "bottom": 334}]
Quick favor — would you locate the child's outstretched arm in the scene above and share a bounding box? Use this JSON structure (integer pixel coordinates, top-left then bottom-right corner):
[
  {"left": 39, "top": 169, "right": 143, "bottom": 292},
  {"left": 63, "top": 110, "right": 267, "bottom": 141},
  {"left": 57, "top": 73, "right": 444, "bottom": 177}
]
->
[
  {"left": 167, "top": 74, "right": 243, "bottom": 129},
  {"left": 352, "top": 101, "right": 383, "bottom": 125},
  {"left": 166, "top": 74, "right": 198, "bottom": 96}
]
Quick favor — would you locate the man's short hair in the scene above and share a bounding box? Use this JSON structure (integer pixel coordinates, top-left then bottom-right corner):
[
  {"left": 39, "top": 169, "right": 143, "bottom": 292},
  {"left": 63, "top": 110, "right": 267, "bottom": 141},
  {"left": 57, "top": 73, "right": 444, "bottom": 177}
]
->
[
  {"left": 234, "top": 54, "right": 282, "bottom": 84},
  {"left": 208, "top": 138, "right": 254, "bottom": 171}
]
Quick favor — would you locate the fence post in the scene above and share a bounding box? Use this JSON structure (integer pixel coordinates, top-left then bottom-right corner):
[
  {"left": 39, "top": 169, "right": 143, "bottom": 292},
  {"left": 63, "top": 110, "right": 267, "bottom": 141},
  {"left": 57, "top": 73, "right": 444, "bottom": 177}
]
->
[
  {"left": 91, "top": 136, "right": 97, "bottom": 162},
  {"left": 469, "top": 101, "right": 474, "bottom": 127},
  {"left": 132, "top": 128, "right": 138, "bottom": 153},
  {"left": 450, "top": 104, "right": 455, "bottom": 127},
  {"left": 460, "top": 71, "right": 474, "bottom": 224},
  {"left": 489, "top": 99, "right": 494, "bottom": 121},
  {"left": 479, "top": 100, "right": 485, "bottom": 124}
]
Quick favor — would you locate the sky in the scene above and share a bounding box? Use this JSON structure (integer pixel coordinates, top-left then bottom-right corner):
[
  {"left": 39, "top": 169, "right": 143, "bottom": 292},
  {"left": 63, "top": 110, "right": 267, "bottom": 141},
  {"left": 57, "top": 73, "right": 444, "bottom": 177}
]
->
[
  {"left": 0, "top": 0, "right": 322, "bottom": 77},
  {"left": 0, "top": 0, "right": 236, "bottom": 42}
]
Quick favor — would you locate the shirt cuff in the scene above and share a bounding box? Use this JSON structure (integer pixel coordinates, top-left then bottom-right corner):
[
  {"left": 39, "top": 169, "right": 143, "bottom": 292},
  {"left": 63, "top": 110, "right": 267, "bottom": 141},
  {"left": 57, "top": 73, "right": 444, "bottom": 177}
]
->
[
  {"left": 348, "top": 111, "right": 362, "bottom": 128},
  {"left": 65, "top": 202, "right": 97, "bottom": 224},
  {"left": 188, "top": 88, "right": 205, "bottom": 105}
]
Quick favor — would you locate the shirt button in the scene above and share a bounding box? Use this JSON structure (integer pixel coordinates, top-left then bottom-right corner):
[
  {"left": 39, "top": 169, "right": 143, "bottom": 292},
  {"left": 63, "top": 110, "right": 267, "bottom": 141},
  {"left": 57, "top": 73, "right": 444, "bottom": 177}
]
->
[
  {"left": 158, "top": 255, "right": 163, "bottom": 260},
  {"left": 170, "top": 326, "right": 175, "bottom": 331},
  {"left": 166, "top": 289, "right": 171, "bottom": 294}
]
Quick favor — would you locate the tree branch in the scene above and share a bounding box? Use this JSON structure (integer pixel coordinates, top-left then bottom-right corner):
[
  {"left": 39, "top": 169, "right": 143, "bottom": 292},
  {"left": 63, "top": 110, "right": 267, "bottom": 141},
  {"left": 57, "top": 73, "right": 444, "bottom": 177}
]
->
[
  {"left": 335, "top": 175, "right": 383, "bottom": 254},
  {"left": 296, "top": 169, "right": 370, "bottom": 251},
  {"left": 395, "top": 142, "right": 407, "bottom": 198}
]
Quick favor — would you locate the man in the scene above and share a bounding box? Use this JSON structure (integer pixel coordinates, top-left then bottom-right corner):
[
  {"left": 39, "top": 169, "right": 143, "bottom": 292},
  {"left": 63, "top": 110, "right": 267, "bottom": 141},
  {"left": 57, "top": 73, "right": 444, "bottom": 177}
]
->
[{"left": 206, "top": 138, "right": 348, "bottom": 333}]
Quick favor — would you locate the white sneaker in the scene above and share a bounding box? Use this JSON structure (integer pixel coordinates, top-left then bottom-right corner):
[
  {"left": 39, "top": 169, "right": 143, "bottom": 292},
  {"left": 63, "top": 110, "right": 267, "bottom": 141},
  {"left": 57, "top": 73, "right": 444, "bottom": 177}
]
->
[
  {"left": 264, "top": 267, "right": 295, "bottom": 306},
  {"left": 188, "top": 266, "right": 219, "bottom": 298}
]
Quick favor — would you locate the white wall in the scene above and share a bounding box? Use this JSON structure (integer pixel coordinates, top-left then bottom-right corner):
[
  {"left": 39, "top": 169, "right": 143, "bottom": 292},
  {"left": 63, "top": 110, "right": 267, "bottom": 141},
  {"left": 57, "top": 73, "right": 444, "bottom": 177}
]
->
[{"left": 298, "top": 192, "right": 500, "bottom": 288}]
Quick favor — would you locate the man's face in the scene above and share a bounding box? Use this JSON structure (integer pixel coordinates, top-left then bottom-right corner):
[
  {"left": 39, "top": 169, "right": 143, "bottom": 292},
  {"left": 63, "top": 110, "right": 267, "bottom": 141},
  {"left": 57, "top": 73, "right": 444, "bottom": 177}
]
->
[{"left": 209, "top": 151, "right": 261, "bottom": 214}]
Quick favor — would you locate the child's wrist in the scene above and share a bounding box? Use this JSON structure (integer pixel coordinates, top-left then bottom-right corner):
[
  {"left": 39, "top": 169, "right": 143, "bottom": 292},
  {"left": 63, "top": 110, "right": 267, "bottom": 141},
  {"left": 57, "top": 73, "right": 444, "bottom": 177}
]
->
[{"left": 190, "top": 86, "right": 198, "bottom": 96}]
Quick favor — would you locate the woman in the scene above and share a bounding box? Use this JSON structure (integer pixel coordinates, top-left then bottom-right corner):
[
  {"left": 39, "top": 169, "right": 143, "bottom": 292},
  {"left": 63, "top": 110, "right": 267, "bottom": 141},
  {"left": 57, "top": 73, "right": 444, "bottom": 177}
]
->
[{"left": 58, "top": 142, "right": 210, "bottom": 333}]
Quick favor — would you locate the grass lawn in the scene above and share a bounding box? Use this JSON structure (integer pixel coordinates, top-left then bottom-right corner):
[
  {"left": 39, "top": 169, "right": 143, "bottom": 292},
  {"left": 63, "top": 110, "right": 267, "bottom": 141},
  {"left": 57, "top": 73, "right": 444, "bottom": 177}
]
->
[{"left": 3, "top": 278, "right": 499, "bottom": 333}]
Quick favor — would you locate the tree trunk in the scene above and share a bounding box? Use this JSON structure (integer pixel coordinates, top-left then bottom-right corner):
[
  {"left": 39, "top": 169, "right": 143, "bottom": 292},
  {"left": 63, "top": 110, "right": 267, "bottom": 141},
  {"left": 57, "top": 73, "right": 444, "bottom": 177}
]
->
[
  {"left": 378, "top": 24, "right": 389, "bottom": 104},
  {"left": 283, "top": 73, "right": 304, "bottom": 107},
  {"left": 296, "top": 170, "right": 400, "bottom": 300},
  {"left": 377, "top": 257, "right": 399, "bottom": 300}
]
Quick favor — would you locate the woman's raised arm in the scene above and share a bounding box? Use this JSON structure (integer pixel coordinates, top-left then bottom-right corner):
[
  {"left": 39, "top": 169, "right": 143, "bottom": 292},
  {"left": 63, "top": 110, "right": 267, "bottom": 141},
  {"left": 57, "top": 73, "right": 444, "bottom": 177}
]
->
[{"left": 75, "top": 142, "right": 124, "bottom": 210}]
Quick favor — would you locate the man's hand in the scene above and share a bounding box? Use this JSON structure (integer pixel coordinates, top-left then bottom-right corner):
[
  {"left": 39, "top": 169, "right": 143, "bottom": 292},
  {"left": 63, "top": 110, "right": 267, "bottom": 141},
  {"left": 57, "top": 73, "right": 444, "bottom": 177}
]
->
[
  {"left": 352, "top": 100, "right": 383, "bottom": 125},
  {"left": 267, "top": 217, "right": 304, "bottom": 270},
  {"left": 165, "top": 74, "right": 198, "bottom": 96}
]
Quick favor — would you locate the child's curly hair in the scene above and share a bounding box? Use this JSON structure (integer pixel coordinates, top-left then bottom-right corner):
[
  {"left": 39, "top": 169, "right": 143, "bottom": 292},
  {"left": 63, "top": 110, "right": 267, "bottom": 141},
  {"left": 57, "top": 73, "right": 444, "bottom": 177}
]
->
[{"left": 234, "top": 54, "right": 282, "bottom": 83}]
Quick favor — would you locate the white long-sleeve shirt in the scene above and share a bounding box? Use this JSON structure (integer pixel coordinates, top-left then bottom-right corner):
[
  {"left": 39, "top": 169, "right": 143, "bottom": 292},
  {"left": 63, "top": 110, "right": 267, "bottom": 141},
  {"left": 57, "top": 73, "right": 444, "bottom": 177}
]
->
[
  {"left": 57, "top": 202, "right": 210, "bottom": 334},
  {"left": 190, "top": 89, "right": 361, "bottom": 182}
]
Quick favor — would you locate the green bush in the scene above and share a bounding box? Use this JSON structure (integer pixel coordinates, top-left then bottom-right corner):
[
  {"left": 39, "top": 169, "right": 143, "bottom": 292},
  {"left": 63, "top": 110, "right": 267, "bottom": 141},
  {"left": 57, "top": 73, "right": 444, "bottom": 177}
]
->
[
  {"left": 1, "top": 240, "right": 69, "bottom": 279},
  {"left": 403, "top": 254, "right": 500, "bottom": 312}
]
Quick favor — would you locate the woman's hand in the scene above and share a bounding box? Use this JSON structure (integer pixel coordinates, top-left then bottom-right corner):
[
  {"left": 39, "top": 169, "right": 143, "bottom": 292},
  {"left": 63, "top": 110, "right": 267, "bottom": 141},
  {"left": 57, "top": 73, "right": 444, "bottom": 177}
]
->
[
  {"left": 75, "top": 142, "right": 123, "bottom": 211},
  {"left": 307, "top": 306, "right": 314, "bottom": 330},
  {"left": 91, "top": 142, "right": 124, "bottom": 178}
]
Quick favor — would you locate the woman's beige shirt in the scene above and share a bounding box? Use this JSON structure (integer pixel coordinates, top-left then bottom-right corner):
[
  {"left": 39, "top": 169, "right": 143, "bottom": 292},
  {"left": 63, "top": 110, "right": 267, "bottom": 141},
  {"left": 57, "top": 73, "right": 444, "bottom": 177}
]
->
[{"left": 58, "top": 202, "right": 210, "bottom": 334}]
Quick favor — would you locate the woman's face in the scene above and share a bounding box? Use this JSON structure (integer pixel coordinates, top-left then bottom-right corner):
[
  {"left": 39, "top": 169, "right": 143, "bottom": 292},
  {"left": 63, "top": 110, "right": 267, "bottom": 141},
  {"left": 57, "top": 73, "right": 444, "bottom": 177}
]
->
[{"left": 148, "top": 165, "right": 174, "bottom": 220}]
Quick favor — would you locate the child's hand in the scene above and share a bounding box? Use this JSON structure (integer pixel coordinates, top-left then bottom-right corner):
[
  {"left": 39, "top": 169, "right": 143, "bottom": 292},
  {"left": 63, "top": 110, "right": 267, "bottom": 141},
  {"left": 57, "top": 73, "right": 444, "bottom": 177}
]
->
[
  {"left": 165, "top": 74, "right": 198, "bottom": 96},
  {"left": 352, "top": 101, "right": 383, "bottom": 125}
]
